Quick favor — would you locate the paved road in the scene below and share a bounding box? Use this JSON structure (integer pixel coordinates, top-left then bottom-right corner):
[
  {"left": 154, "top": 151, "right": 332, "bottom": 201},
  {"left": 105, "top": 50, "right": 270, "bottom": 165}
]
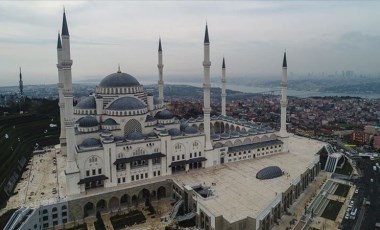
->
[{"left": 341, "top": 158, "right": 380, "bottom": 230}]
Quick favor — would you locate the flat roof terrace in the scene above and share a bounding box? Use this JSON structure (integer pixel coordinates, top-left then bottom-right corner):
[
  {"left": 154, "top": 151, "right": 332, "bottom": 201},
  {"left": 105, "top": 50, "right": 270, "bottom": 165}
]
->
[{"left": 172, "top": 135, "right": 325, "bottom": 224}]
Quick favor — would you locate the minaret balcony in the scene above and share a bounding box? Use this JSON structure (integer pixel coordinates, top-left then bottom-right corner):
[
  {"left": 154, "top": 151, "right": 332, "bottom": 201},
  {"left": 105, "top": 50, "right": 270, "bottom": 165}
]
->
[
  {"left": 281, "top": 82, "right": 288, "bottom": 87},
  {"left": 280, "top": 100, "right": 288, "bottom": 106},
  {"left": 63, "top": 90, "right": 73, "bottom": 97},
  {"left": 157, "top": 64, "right": 164, "bottom": 68},
  {"left": 202, "top": 61, "right": 211, "bottom": 67},
  {"left": 61, "top": 60, "right": 73, "bottom": 67}
]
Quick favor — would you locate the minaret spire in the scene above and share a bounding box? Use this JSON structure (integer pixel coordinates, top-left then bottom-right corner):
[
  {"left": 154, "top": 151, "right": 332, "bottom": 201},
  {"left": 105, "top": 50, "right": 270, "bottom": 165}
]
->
[
  {"left": 62, "top": 10, "right": 69, "bottom": 36},
  {"left": 203, "top": 23, "right": 212, "bottom": 150},
  {"left": 57, "top": 32, "right": 62, "bottom": 49},
  {"left": 221, "top": 57, "right": 227, "bottom": 116},
  {"left": 204, "top": 23, "right": 209, "bottom": 44},
  {"left": 19, "top": 67, "right": 23, "bottom": 96},
  {"left": 157, "top": 37, "right": 164, "bottom": 103},
  {"left": 279, "top": 51, "right": 289, "bottom": 152}
]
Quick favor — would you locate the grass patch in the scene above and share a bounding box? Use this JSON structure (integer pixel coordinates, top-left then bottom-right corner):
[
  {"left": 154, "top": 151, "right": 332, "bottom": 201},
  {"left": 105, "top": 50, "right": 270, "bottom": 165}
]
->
[
  {"left": 334, "top": 160, "right": 353, "bottom": 176},
  {"left": 321, "top": 200, "right": 343, "bottom": 221},
  {"left": 334, "top": 184, "right": 350, "bottom": 197},
  {"left": 110, "top": 210, "right": 146, "bottom": 230}
]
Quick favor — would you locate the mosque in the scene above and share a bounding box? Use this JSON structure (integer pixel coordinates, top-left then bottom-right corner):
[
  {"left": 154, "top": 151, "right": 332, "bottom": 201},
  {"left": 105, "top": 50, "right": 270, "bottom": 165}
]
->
[
  {"left": 57, "top": 10, "right": 290, "bottom": 196},
  {"left": 4, "top": 11, "right": 325, "bottom": 230}
]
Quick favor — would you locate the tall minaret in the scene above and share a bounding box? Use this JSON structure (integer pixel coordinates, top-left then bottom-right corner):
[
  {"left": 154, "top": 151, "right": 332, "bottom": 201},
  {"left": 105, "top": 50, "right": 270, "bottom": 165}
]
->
[
  {"left": 157, "top": 38, "right": 164, "bottom": 103},
  {"left": 221, "top": 58, "right": 226, "bottom": 116},
  {"left": 203, "top": 24, "right": 212, "bottom": 150},
  {"left": 58, "top": 10, "right": 80, "bottom": 195},
  {"left": 56, "top": 32, "right": 66, "bottom": 155},
  {"left": 19, "top": 67, "right": 23, "bottom": 96},
  {"left": 278, "top": 52, "right": 289, "bottom": 152}
]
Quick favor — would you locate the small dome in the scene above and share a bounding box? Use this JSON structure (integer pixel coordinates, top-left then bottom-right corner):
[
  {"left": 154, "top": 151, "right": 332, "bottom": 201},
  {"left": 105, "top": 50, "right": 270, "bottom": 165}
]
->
[
  {"left": 220, "top": 132, "right": 230, "bottom": 139},
  {"left": 108, "top": 97, "right": 146, "bottom": 111},
  {"left": 256, "top": 166, "right": 283, "bottom": 180},
  {"left": 211, "top": 115, "right": 218, "bottom": 120},
  {"left": 103, "top": 118, "right": 118, "bottom": 125},
  {"left": 147, "top": 132, "right": 157, "bottom": 139},
  {"left": 99, "top": 72, "right": 140, "bottom": 87},
  {"left": 160, "top": 130, "right": 169, "bottom": 136},
  {"left": 76, "top": 96, "right": 96, "bottom": 109},
  {"left": 126, "top": 131, "right": 144, "bottom": 141},
  {"left": 79, "top": 115, "right": 99, "bottom": 127},
  {"left": 155, "top": 109, "right": 174, "bottom": 119},
  {"left": 248, "top": 128, "right": 258, "bottom": 135},
  {"left": 184, "top": 126, "right": 198, "bottom": 135},
  {"left": 230, "top": 131, "right": 240, "bottom": 138},
  {"left": 240, "top": 129, "right": 248, "bottom": 136},
  {"left": 196, "top": 116, "right": 203, "bottom": 122},
  {"left": 168, "top": 128, "right": 181, "bottom": 136},
  {"left": 211, "top": 133, "right": 220, "bottom": 141},
  {"left": 80, "top": 138, "right": 101, "bottom": 148},
  {"left": 188, "top": 117, "right": 196, "bottom": 123}
]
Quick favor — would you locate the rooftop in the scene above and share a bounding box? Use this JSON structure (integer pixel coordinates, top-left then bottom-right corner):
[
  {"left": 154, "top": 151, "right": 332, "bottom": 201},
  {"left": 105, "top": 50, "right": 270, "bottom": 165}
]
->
[{"left": 172, "top": 135, "right": 324, "bottom": 223}]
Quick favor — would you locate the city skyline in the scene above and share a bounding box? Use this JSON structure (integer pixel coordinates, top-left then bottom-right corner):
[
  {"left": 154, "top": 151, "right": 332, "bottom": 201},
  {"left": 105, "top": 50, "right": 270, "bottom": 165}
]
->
[{"left": 1, "top": 1, "right": 380, "bottom": 86}]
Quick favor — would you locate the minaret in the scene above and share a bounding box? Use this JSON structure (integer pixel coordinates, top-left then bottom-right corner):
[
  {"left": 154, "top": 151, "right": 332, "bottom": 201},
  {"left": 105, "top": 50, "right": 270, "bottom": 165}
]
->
[
  {"left": 203, "top": 24, "right": 212, "bottom": 150},
  {"left": 56, "top": 32, "right": 66, "bottom": 154},
  {"left": 278, "top": 52, "right": 289, "bottom": 152},
  {"left": 58, "top": 10, "right": 80, "bottom": 195},
  {"left": 221, "top": 58, "right": 226, "bottom": 116},
  {"left": 19, "top": 67, "right": 23, "bottom": 96},
  {"left": 157, "top": 38, "right": 164, "bottom": 103}
]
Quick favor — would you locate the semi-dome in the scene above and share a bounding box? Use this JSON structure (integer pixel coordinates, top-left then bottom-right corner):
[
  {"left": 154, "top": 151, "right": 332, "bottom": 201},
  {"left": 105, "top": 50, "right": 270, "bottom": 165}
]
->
[
  {"left": 103, "top": 118, "right": 118, "bottom": 125},
  {"left": 108, "top": 97, "right": 146, "bottom": 110},
  {"left": 168, "top": 128, "right": 181, "bottom": 136},
  {"left": 145, "top": 115, "right": 156, "bottom": 122},
  {"left": 126, "top": 131, "right": 144, "bottom": 141},
  {"left": 256, "top": 166, "right": 283, "bottom": 180},
  {"left": 80, "top": 138, "right": 101, "bottom": 148},
  {"left": 79, "top": 115, "right": 99, "bottom": 127},
  {"left": 184, "top": 126, "right": 198, "bottom": 135},
  {"left": 76, "top": 96, "right": 96, "bottom": 109},
  {"left": 99, "top": 72, "right": 140, "bottom": 87},
  {"left": 155, "top": 109, "right": 174, "bottom": 119}
]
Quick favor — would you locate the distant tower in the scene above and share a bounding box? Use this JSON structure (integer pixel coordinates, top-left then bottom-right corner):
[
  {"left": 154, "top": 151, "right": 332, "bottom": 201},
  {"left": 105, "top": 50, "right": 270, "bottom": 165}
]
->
[
  {"left": 221, "top": 58, "right": 226, "bottom": 116},
  {"left": 278, "top": 52, "right": 289, "bottom": 152},
  {"left": 57, "top": 10, "right": 80, "bottom": 195},
  {"left": 157, "top": 38, "right": 164, "bottom": 103},
  {"left": 19, "top": 67, "right": 23, "bottom": 96},
  {"left": 203, "top": 24, "right": 212, "bottom": 150}
]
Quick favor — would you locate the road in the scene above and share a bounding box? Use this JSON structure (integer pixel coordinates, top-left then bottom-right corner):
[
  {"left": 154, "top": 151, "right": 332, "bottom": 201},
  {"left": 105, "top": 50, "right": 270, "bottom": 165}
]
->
[{"left": 340, "top": 158, "right": 380, "bottom": 230}]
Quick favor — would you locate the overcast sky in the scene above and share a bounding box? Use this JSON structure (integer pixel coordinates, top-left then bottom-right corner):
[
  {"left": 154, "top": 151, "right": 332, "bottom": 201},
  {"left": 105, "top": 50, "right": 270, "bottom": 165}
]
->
[{"left": 1, "top": 1, "right": 380, "bottom": 86}]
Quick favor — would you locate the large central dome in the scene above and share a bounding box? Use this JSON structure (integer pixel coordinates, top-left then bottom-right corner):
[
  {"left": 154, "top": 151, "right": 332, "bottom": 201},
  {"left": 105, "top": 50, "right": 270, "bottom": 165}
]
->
[{"left": 99, "top": 72, "right": 140, "bottom": 87}]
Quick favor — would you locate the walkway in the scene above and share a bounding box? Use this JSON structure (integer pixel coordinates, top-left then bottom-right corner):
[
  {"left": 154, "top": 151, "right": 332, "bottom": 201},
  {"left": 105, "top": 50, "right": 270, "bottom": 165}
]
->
[{"left": 272, "top": 171, "right": 329, "bottom": 230}]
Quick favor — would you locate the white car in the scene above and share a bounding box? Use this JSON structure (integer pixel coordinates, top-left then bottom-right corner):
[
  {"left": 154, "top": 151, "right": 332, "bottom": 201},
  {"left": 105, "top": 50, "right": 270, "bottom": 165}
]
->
[
  {"left": 345, "top": 213, "right": 350, "bottom": 220},
  {"left": 355, "top": 189, "right": 359, "bottom": 194}
]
